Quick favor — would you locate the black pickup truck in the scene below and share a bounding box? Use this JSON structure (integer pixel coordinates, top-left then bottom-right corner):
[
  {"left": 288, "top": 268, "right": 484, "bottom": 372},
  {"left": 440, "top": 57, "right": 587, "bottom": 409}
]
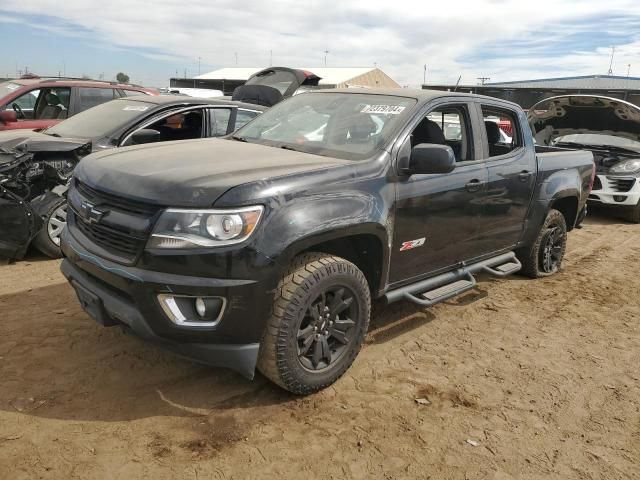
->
[{"left": 60, "top": 89, "right": 594, "bottom": 394}]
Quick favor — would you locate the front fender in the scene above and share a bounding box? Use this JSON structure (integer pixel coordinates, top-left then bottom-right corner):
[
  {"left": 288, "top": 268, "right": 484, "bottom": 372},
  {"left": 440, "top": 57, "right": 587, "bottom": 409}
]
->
[{"left": 257, "top": 190, "right": 390, "bottom": 262}]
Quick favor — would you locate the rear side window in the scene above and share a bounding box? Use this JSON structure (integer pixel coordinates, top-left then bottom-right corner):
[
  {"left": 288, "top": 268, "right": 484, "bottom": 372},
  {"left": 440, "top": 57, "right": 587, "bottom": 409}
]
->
[
  {"left": 78, "top": 87, "right": 117, "bottom": 111},
  {"left": 481, "top": 106, "right": 521, "bottom": 158}
]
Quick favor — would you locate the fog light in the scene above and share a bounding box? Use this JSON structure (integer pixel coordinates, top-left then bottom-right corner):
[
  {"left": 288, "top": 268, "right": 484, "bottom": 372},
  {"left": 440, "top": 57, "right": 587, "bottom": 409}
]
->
[
  {"left": 157, "top": 294, "right": 225, "bottom": 327},
  {"left": 195, "top": 297, "right": 206, "bottom": 317},
  {"left": 614, "top": 195, "right": 626, "bottom": 202}
]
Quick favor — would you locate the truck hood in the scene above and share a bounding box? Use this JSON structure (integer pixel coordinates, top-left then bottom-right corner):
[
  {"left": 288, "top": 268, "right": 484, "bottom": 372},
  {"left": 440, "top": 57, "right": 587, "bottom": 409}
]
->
[
  {"left": 528, "top": 95, "right": 640, "bottom": 144},
  {"left": 74, "top": 138, "right": 351, "bottom": 207}
]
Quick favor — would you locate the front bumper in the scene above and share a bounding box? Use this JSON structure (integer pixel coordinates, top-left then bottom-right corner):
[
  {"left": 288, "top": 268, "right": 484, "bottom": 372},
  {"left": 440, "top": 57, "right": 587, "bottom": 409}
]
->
[
  {"left": 60, "top": 229, "right": 278, "bottom": 379},
  {"left": 588, "top": 174, "right": 640, "bottom": 207}
]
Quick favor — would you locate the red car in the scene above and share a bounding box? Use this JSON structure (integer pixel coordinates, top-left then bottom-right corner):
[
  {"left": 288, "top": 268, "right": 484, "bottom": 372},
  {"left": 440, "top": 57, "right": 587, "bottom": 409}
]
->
[{"left": 0, "top": 77, "right": 158, "bottom": 131}]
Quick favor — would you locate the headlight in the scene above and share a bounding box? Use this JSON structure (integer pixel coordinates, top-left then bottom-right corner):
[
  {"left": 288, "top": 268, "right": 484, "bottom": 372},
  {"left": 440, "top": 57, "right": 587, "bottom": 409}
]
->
[
  {"left": 147, "top": 206, "right": 264, "bottom": 249},
  {"left": 609, "top": 159, "right": 640, "bottom": 174}
]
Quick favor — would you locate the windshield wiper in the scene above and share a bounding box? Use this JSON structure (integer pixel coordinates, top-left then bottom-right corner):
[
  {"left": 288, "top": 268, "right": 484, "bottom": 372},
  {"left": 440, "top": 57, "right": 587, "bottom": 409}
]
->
[
  {"left": 230, "top": 135, "right": 247, "bottom": 142},
  {"left": 279, "top": 144, "right": 301, "bottom": 152}
]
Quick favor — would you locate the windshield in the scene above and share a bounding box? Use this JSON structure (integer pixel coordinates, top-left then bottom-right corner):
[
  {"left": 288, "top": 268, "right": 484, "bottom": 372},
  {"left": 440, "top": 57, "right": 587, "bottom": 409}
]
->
[
  {"left": 46, "top": 98, "right": 156, "bottom": 139},
  {"left": 234, "top": 92, "right": 417, "bottom": 160},
  {"left": 553, "top": 134, "right": 640, "bottom": 153},
  {"left": 0, "top": 82, "right": 23, "bottom": 99}
]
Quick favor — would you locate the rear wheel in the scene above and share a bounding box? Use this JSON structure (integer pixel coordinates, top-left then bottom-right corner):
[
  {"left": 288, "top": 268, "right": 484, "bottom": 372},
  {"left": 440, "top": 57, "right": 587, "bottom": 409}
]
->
[
  {"left": 257, "top": 253, "right": 371, "bottom": 395},
  {"left": 517, "top": 208, "right": 567, "bottom": 278},
  {"left": 32, "top": 198, "right": 67, "bottom": 258}
]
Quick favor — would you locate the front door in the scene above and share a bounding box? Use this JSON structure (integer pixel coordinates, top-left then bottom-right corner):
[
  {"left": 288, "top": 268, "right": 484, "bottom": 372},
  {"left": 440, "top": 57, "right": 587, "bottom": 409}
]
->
[{"left": 389, "top": 102, "right": 489, "bottom": 285}]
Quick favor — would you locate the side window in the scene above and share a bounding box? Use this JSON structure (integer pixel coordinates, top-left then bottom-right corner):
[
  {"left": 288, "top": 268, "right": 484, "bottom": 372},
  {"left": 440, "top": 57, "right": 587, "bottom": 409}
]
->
[
  {"left": 123, "top": 109, "right": 205, "bottom": 146},
  {"left": 78, "top": 88, "right": 116, "bottom": 112},
  {"left": 34, "top": 87, "right": 71, "bottom": 120},
  {"left": 9, "top": 89, "right": 40, "bottom": 119},
  {"left": 121, "top": 89, "right": 147, "bottom": 97},
  {"left": 411, "top": 104, "right": 473, "bottom": 161},
  {"left": 208, "top": 108, "right": 232, "bottom": 136},
  {"left": 235, "top": 109, "right": 259, "bottom": 130},
  {"left": 481, "top": 106, "right": 521, "bottom": 158}
]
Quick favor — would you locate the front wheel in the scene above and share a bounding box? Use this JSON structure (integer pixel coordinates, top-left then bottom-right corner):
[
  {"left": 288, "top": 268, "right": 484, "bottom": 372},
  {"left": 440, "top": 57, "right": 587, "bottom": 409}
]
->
[
  {"left": 32, "top": 197, "right": 67, "bottom": 258},
  {"left": 257, "top": 253, "right": 371, "bottom": 395},
  {"left": 623, "top": 200, "right": 640, "bottom": 224},
  {"left": 517, "top": 208, "right": 567, "bottom": 278}
]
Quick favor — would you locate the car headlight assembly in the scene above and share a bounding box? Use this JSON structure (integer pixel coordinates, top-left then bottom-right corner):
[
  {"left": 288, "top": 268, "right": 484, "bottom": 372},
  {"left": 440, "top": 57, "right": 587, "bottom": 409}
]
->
[
  {"left": 147, "top": 206, "right": 264, "bottom": 249},
  {"left": 609, "top": 159, "right": 640, "bottom": 174}
]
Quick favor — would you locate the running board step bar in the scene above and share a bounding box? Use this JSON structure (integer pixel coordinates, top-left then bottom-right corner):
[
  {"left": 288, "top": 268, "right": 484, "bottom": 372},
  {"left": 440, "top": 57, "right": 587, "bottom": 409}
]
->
[{"left": 385, "top": 252, "right": 522, "bottom": 307}]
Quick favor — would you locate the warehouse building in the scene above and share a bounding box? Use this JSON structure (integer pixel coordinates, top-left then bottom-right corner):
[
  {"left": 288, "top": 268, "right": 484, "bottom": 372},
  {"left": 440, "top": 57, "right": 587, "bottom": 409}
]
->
[
  {"left": 170, "top": 67, "right": 400, "bottom": 95},
  {"left": 424, "top": 75, "right": 640, "bottom": 108}
]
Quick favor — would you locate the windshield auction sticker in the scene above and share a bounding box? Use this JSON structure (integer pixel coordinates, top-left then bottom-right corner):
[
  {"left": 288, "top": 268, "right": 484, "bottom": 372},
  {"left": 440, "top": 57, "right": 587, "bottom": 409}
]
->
[
  {"left": 361, "top": 105, "right": 406, "bottom": 115},
  {"left": 123, "top": 105, "right": 149, "bottom": 112}
]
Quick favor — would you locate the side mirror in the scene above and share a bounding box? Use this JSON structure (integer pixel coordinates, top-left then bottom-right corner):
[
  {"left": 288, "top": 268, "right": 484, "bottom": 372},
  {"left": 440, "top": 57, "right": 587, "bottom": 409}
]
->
[
  {"left": 408, "top": 143, "right": 456, "bottom": 175},
  {"left": 0, "top": 110, "right": 18, "bottom": 124},
  {"left": 131, "top": 128, "right": 161, "bottom": 145}
]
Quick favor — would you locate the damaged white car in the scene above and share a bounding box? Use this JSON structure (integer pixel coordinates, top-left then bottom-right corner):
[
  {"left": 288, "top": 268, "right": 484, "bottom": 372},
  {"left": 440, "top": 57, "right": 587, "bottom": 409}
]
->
[{"left": 529, "top": 95, "right": 640, "bottom": 223}]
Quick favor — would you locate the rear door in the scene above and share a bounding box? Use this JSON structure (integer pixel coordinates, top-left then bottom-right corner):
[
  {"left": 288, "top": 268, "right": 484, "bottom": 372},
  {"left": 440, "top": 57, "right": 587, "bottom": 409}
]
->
[
  {"left": 474, "top": 102, "right": 536, "bottom": 252},
  {"left": 389, "top": 100, "right": 489, "bottom": 284}
]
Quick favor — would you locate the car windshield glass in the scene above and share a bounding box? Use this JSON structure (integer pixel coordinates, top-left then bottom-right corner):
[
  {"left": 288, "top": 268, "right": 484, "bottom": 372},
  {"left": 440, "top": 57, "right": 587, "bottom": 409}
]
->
[
  {"left": 0, "top": 82, "right": 23, "bottom": 99},
  {"left": 46, "top": 99, "right": 155, "bottom": 138},
  {"left": 234, "top": 92, "right": 417, "bottom": 160},
  {"left": 553, "top": 134, "right": 640, "bottom": 153}
]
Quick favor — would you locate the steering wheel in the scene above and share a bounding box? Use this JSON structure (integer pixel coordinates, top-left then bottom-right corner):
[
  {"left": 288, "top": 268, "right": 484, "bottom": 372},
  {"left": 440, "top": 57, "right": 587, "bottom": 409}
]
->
[{"left": 12, "top": 103, "right": 25, "bottom": 119}]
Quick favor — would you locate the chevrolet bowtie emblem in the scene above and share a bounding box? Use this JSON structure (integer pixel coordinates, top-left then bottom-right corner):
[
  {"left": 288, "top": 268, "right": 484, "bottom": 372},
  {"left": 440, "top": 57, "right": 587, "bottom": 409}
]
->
[{"left": 79, "top": 200, "right": 107, "bottom": 224}]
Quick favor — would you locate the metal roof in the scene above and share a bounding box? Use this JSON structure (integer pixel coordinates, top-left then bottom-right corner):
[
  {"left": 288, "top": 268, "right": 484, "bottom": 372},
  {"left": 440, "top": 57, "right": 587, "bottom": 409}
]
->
[
  {"left": 195, "top": 67, "right": 380, "bottom": 86},
  {"left": 483, "top": 74, "right": 640, "bottom": 90}
]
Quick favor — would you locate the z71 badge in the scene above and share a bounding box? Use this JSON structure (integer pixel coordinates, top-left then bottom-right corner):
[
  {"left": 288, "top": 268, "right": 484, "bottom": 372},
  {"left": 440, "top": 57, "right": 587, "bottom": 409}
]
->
[{"left": 399, "top": 237, "right": 426, "bottom": 251}]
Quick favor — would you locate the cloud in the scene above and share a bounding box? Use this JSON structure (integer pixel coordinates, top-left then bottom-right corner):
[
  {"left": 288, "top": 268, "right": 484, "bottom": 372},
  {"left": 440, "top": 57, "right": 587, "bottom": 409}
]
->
[{"left": 2, "top": 0, "right": 640, "bottom": 85}]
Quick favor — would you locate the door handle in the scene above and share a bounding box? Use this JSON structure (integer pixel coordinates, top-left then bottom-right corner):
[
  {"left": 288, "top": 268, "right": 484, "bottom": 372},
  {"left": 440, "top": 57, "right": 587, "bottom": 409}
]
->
[
  {"left": 465, "top": 179, "right": 483, "bottom": 192},
  {"left": 518, "top": 171, "right": 532, "bottom": 182}
]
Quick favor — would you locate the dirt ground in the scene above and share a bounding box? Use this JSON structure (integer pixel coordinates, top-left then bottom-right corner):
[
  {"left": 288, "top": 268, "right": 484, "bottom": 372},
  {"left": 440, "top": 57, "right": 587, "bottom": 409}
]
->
[{"left": 0, "top": 210, "right": 638, "bottom": 480}]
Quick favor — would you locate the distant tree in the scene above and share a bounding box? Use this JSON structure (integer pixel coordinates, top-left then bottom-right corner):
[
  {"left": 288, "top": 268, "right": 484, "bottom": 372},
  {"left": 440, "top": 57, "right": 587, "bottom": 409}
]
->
[
  {"left": 116, "top": 72, "right": 130, "bottom": 83},
  {"left": 81, "top": 74, "right": 91, "bottom": 79}
]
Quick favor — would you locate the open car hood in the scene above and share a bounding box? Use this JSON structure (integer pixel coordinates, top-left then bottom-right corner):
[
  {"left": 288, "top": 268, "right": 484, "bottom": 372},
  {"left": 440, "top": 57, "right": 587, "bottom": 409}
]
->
[{"left": 528, "top": 95, "right": 640, "bottom": 145}]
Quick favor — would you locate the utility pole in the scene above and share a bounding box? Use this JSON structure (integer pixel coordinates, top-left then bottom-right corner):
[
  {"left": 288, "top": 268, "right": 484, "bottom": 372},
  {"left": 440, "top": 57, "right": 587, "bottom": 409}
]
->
[
  {"left": 477, "top": 76, "right": 490, "bottom": 85},
  {"left": 423, "top": 64, "right": 427, "bottom": 85},
  {"left": 324, "top": 49, "right": 329, "bottom": 67},
  {"left": 608, "top": 46, "right": 615, "bottom": 75},
  {"left": 198, "top": 57, "right": 201, "bottom": 75},
  {"left": 184, "top": 68, "right": 187, "bottom": 79},
  {"left": 628, "top": 64, "right": 631, "bottom": 77},
  {"left": 235, "top": 52, "right": 238, "bottom": 66},
  {"left": 269, "top": 50, "right": 273, "bottom": 67}
]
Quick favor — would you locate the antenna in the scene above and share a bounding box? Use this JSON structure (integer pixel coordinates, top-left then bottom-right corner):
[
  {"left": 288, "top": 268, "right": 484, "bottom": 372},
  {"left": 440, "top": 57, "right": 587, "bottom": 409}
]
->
[
  {"left": 324, "top": 49, "right": 330, "bottom": 67},
  {"left": 477, "top": 76, "right": 490, "bottom": 85},
  {"left": 608, "top": 46, "right": 615, "bottom": 75},
  {"left": 453, "top": 75, "right": 462, "bottom": 92}
]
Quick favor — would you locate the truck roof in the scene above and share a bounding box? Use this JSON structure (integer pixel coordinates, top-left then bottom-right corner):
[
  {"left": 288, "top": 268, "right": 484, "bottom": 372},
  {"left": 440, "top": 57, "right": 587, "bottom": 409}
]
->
[{"left": 317, "top": 87, "right": 522, "bottom": 109}]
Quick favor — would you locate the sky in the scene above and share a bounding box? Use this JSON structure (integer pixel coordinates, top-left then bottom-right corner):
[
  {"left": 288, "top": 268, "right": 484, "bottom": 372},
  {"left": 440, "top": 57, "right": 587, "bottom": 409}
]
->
[{"left": 1, "top": 0, "right": 640, "bottom": 88}]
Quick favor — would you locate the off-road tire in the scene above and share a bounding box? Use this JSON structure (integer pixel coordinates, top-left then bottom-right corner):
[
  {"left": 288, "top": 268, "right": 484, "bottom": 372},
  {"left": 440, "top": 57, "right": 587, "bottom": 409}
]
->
[
  {"left": 32, "top": 197, "right": 66, "bottom": 259},
  {"left": 623, "top": 201, "right": 640, "bottom": 224},
  {"left": 257, "top": 253, "right": 371, "bottom": 395},
  {"left": 517, "top": 208, "right": 567, "bottom": 278}
]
